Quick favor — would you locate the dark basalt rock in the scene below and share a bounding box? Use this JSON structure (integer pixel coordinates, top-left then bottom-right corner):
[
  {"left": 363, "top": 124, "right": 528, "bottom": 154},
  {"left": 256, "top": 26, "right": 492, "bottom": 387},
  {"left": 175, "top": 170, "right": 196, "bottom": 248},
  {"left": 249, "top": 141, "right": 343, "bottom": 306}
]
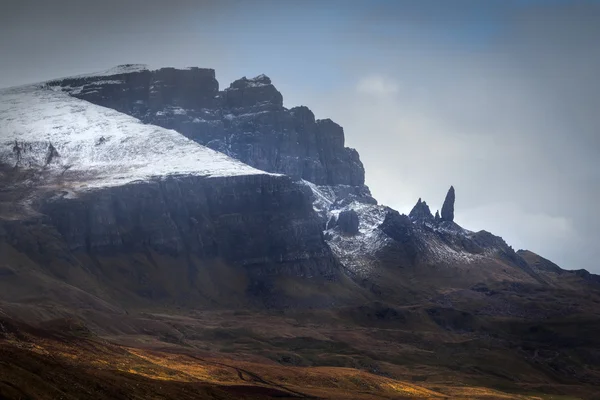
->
[
  {"left": 409, "top": 198, "right": 434, "bottom": 222},
  {"left": 48, "top": 66, "right": 365, "bottom": 187},
  {"left": 329, "top": 184, "right": 377, "bottom": 209},
  {"left": 379, "top": 210, "right": 414, "bottom": 244},
  {"left": 377, "top": 209, "right": 423, "bottom": 265},
  {"left": 336, "top": 210, "right": 359, "bottom": 235},
  {"left": 33, "top": 174, "right": 338, "bottom": 278},
  {"left": 441, "top": 186, "right": 455, "bottom": 222},
  {"left": 223, "top": 75, "right": 283, "bottom": 110}
]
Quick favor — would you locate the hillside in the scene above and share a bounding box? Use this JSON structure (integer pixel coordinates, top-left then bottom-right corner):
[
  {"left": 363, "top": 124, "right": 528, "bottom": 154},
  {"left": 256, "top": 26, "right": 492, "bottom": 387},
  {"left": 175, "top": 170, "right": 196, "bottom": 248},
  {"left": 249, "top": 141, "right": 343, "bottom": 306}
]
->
[{"left": 1, "top": 66, "right": 599, "bottom": 399}]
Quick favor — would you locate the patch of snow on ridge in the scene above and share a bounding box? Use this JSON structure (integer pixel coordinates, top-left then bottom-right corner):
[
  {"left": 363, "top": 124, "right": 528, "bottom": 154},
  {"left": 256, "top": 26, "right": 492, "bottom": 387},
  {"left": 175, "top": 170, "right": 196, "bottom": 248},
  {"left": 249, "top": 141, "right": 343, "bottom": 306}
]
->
[
  {"left": 326, "top": 202, "right": 391, "bottom": 277},
  {"left": 300, "top": 181, "right": 390, "bottom": 277},
  {"left": 47, "top": 64, "right": 211, "bottom": 84},
  {"left": 67, "top": 64, "right": 151, "bottom": 79},
  {"left": 172, "top": 107, "right": 187, "bottom": 115},
  {"left": 300, "top": 180, "right": 335, "bottom": 215},
  {"left": 0, "top": 85, "right": 270, "bottom": 191},
  {"left": 424, "top": 234, "right": 483, "bottom": 265},
  {"left": 245, "top": 75, "right": 270, "bottom": 88},
  {"left": 49, "top": 79, "right": 125, "bottom": 96}
]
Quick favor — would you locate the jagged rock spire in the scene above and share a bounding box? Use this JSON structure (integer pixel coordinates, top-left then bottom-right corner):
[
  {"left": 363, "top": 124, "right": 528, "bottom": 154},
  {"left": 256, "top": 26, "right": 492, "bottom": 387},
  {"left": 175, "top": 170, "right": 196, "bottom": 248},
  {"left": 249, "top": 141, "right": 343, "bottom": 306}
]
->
[
  {"left": 434, "top": 210, "right": 440, "bottom": 221},
  {"left": 441, "top": 186, "right": 455, "bottom": 222},
  {"left": 409, "top": 198, "right": 434, "bottom": 222}
]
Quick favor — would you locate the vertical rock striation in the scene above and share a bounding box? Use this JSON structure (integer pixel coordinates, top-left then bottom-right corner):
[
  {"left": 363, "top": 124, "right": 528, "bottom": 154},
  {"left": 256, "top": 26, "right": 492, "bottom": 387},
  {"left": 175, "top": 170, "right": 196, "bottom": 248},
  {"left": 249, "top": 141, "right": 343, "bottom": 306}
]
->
[{"left": 37, "top": 174, "right": 337, "bottom": 278}]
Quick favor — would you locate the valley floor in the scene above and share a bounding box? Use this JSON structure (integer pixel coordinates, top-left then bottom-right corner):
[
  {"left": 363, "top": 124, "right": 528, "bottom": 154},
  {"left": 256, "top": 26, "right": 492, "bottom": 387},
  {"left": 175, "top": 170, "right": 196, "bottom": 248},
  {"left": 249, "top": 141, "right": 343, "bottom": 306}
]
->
[{"left": 0, "top": 311, "right": 595, "bottom": 400}]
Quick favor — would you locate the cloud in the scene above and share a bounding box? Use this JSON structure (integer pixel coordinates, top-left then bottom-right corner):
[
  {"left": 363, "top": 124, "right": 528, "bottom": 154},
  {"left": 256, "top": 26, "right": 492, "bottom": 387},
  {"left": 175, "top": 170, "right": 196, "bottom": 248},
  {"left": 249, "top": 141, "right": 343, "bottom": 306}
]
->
[
  {"left": 290, "top": 2, "right": 600, "bottom": 272},
  {"left": 457, "top": 202, "right": 579, "bottom": 263},
  {"left": 356, "top": 76, "right": 399, "bottom": 96}
]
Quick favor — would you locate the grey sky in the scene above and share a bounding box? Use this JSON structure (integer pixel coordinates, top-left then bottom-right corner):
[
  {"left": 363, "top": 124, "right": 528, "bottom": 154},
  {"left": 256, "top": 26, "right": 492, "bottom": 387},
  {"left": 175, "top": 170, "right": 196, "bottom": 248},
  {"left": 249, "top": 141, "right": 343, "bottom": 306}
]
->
[{"left": 1, "top": 0, "right": 599, "bottom": 272}]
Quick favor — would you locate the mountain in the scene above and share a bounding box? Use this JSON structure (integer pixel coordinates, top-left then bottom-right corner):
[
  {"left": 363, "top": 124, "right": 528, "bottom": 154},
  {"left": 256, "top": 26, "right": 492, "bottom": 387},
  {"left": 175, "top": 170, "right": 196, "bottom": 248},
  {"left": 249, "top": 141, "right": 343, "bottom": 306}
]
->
[
  {"left": 41, "top": 65, "right": 559, "bottom": 285},
  {"left": 47, "top": 65, "right": 365, "bottom": 186},
  {"left": 0, "top": 80, "right": 354, "bottom": 311},
  {"left": 1, "top": 65, "right": 599, "bottom": 399}
]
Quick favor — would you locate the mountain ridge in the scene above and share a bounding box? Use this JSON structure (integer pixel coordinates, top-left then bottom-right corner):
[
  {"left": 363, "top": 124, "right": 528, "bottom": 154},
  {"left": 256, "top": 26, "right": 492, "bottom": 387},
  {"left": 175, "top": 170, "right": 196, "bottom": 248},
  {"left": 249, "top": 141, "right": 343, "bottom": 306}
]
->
[
  {"left": 3, "top": 63, "right": 598, "bottom": 298},
  {"left": 43, "top": 64, "right": 597, "bottom": 278},
  {"left": 47, "top": 64, "right": 366, "bottom": 187},
  {"left": 1, "top": 65, "right": 600, "bottom": 398}
]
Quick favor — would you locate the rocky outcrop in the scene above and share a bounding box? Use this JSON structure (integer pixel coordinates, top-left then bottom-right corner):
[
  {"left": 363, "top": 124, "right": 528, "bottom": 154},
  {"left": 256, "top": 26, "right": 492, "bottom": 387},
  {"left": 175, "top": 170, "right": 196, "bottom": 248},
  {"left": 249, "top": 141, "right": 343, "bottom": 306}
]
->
[
  {"left": 48, "top": 66, "right": 365, "bottom": 187},
  {"left": 409, "top": 198, "right": 434, "bottom": 222},
  {"left": 222, "top": 74, "right": 283, "bottom": 110},
  {"left": 373, "top": 205, "right": 542, "bottom": 276},
  {"left": 380, "top": 210, "right": 414, "bottom": 244},
  {"left": 336, "top": 210, "right": 359, "bottom": 235},
  {"left": 441, "top": 186, "right": 455, "bottom": 222}
]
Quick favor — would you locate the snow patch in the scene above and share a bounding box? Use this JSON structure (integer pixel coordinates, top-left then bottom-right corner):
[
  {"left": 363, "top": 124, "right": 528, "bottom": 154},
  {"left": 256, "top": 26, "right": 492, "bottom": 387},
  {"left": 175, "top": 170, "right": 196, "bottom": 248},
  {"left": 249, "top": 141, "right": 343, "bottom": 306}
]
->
[
  {"left": 0, "top": 85, "right": 271, "bottom": 192},
  {"left": 172, "top": 107, "right": 187, "bottom": 115},
  {"left": 300, "top": 181, "right": 390, "bottom": 277},
  {"left": 245, "top": 75, "right": 270, "bottom": 88},
  {"left": 67, "top": 64, "right": 150, "bottom": 79},
  {"left": 326, "top": 202, "right": 391, "bottom": 277}
]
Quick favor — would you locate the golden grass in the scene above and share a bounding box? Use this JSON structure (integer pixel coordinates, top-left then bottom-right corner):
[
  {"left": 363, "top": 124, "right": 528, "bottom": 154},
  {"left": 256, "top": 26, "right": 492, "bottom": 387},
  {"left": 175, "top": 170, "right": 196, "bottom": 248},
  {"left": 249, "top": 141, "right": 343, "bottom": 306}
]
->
[{"left": 0, "top": 320, "right": 587, "bottom": 400}]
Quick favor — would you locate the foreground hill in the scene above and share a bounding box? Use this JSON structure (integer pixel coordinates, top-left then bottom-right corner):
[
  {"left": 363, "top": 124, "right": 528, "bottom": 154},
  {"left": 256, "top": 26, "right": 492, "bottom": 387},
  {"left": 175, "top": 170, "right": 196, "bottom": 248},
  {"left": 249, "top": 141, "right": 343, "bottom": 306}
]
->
[{"left": 1, "top": 66, "right": 599, "bottom": 398}]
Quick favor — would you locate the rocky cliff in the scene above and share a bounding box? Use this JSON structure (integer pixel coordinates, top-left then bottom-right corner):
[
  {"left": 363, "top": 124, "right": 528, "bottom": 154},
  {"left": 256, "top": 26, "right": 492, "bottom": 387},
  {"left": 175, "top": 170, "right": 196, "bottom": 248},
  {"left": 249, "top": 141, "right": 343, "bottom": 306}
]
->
[
  {"left": 0, "top": 83, "right": 350, "bottom": 310},
  {"left": 37, "top": 174, "right": 332, "bottom": 274},
  {"left": 46, "top": 65, "right": 589, "bottom": 286},
  {"left": 48, "top": 65, "right": 365, "bottom": 187}
]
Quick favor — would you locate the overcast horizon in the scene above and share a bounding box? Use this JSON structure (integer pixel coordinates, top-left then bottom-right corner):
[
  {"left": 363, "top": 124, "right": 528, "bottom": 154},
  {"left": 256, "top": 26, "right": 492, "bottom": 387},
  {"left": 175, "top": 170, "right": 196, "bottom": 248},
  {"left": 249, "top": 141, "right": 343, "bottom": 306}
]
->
[{"left": 2, "top": 0, "right": 599, "bottom": 272}]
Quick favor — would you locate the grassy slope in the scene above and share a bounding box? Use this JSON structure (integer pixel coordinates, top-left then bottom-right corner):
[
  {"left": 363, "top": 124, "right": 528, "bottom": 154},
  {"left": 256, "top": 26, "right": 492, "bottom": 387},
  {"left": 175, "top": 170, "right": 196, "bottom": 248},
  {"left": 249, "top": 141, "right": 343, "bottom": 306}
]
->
[{"left": 0, "top": 315, "right": 569, "bottom": 400}]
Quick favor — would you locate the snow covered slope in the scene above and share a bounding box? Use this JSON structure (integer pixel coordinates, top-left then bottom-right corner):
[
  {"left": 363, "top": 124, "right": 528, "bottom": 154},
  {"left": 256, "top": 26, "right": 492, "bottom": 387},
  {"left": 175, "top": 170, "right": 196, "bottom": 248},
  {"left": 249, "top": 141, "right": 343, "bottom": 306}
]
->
[
  {"left": 0, "top": 84, "right": 269, "bottom": 192},
  {"left": 300, "top": 181, "right": 391, "bottom": 277}
]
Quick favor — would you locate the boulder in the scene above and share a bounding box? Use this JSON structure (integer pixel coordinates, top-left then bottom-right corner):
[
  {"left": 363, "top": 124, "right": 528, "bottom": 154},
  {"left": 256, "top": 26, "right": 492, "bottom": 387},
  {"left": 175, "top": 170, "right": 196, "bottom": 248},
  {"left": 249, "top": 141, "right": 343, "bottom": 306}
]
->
[{"left": 336, "top": 210, "right": 359, "bottom": 235}]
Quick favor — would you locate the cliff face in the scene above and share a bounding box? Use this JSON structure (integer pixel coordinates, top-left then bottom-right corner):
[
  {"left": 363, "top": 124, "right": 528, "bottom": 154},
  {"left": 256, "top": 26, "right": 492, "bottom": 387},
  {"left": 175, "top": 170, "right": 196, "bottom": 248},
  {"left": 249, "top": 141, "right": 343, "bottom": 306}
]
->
[
  {"left": 49, "top": 65, "right": 365, "bottom": 187},
  {"left": 0, "top": 82, "right": 348, "bottom": 310},
  {"left": 0, "top": 177, "right": 348, "bottom": 311},
  {"left": 37, "top": 174, "right": 334, "bottom": 276}
]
